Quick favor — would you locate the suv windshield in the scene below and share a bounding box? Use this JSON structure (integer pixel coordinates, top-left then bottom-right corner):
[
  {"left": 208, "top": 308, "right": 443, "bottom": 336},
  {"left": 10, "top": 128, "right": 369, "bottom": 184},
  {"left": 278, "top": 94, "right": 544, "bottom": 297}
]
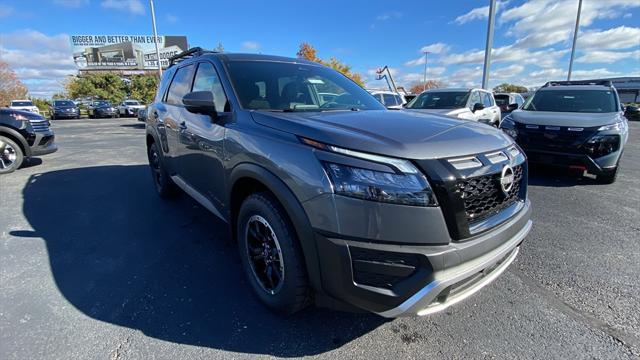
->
[
  {"left": 406, "top": 91, "right": 469, "bottom": 109},
  {"left": 53, "top": 100, "right": 75, "bottom": 107},
  {"left": 11, "top": 101, "right": 33, "bottom": 107},
  {"left": 225, "top": 61, "right": 385, "bottom": 112},
  {"left": 523, "top": 89, "right": 617, "bottom": 113},
  {"left": 125, "top": 100, "right": 140, "bottom": 105}
]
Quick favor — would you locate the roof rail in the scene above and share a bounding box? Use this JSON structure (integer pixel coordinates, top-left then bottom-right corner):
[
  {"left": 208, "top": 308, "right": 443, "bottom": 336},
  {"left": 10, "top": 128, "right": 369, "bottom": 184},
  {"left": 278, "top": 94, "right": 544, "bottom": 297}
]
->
[
  {"left": 168, "top": 47, "right": 217, "bottom": 67},
  {"left": 542, "top": 80, "right": 613, "bottom": 88}
]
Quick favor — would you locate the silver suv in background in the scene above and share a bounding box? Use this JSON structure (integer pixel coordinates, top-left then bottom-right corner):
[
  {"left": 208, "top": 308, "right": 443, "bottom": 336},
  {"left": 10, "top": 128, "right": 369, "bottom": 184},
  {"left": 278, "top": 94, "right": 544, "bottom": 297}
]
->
[
  {"left": 368, "top": 90, "right": 407, "bottom": 109},
  {"left": 500, "top": 80, "right": 628, "bottom": 184},
  {"left": 405, "top": 88, "right": 501, "bottom": 126}
]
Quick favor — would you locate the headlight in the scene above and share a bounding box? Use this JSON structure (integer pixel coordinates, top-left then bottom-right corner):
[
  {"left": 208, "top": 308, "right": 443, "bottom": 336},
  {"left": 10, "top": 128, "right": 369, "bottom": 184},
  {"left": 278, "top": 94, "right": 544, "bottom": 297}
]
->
[
  {"left": 585, "top": 135, "right": 620, "bottom": 158},
  {"left": 500, "top": 115, "right": 518, "bottom": 139},
  {"left": 9, "top": 113, "right": 29, "bottom": 121},
  {"left": 598, "top": 121, "right": 625, "bottom": 132},
  {"left": 300, "top": 137, "right": 438, "bottom": 207}
]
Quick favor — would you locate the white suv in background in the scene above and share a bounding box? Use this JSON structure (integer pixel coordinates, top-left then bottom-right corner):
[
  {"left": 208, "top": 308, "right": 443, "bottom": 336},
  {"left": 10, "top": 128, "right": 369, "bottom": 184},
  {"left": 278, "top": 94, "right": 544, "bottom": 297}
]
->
[
  {"left": 9, "top": 100, "right": 40, "bottom": 115},
  {"left": 368, "top": 90, "right": 407, "bottom": 109},
  {"left": 404, "top": 88, "right": 501, "bottom": 126}
]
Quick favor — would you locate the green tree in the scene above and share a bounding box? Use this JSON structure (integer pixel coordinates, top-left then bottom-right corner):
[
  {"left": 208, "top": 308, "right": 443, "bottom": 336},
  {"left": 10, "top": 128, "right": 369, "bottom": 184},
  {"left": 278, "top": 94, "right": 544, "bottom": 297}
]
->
[
  {"left": 130, "top": 75, "right": 159, "bottom": 104},
  {"left": 296, "top": 43, "right": 364, "bottom": 86},
  {"left": 493, "top": 83, "right": 528, "bottom": 93},
  {"left": 30, "top": 97, "right": 50, "bottom": 113},
  {"left": 65, "top": 73, "right": 127, "bottom": 104}
]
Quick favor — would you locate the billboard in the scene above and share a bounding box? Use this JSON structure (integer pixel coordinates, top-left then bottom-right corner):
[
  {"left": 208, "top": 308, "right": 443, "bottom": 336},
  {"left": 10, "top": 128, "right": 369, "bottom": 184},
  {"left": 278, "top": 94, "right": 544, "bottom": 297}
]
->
[{"left": 69, "top": 35, "right": 188, "bottom": 71}]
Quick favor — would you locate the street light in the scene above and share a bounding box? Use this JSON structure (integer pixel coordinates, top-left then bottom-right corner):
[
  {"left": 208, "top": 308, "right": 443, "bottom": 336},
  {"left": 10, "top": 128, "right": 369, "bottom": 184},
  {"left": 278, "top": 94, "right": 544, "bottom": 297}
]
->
[
  {"left": 567, "top": 0, "right": 583, "bottom": 81},
  {"left": 481, "top": 0, "right": 496, "bottom": 89},
  {"left": 423, "top": 51, "right": 430, "bottom": 91},
  {"left": 149, "top": 0, "right": 162, "bottom": 77}
]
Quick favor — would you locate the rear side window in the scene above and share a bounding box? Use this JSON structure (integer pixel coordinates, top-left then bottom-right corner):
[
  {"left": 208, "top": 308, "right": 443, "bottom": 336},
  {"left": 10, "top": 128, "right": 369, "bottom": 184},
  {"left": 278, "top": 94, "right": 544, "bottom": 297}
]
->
[
  {"left": 165, "top": 64, "right": 195, "bottom": 105},
  {"left": 155, "top": 67, "right": 176, "bottom": 103},
  {"left": 192, "top": 62, "right": 229, "bottom": 112},
  {"left": 481, "top": 92, "right": 493, "bottom": 107}
]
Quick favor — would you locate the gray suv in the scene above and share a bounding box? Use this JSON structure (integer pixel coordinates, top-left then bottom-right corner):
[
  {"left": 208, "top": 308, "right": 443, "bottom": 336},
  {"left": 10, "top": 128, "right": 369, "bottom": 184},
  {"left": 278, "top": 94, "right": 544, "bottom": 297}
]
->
[{"left": 145, "top": 48, "right": 532, "bottom": 317}]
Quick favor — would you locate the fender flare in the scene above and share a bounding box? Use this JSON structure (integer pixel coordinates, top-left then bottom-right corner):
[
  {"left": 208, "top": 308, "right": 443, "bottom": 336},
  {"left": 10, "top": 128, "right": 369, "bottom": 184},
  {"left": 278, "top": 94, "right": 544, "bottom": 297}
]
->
[
  {"left": 229, "top": 163, "right": 322, "bottom": 292},
  {"left": 0, "top": 126, "right": 31, "bottom": 157}
]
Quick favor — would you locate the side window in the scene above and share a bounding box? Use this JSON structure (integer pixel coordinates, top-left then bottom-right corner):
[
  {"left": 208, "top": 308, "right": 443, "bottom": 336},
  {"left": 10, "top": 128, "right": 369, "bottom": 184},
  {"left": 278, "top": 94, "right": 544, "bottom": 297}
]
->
[
  {"left": 192, "top": 62, "right": 229, "bottom": 112},
  {"left": 383, "top": 93, "right": 397, "bottom": 106},
  {"left": 516, "top": 95, "right": 524, "bottom": 106},
  {"left": 166, "top": 64, "right": 195, "bottom": 105},
  {"left": 481, "top": 92, "right": 493, "bottom": 107},
  {"left": 469, "top": 91, "right": 481, "bottom": 107}
]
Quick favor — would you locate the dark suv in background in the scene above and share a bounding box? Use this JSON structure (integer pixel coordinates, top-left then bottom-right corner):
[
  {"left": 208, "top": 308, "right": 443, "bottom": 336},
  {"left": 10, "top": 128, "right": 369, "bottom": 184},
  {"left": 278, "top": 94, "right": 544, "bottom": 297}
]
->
[
  {"left": 145, "top": 48, "right": 532, "bottom": 317},
  {"left": 0, "top": 108, "right": 57, "bottom": 174},
  {"left": 49, "top": 99, "right": 80, "bottom": 119}
]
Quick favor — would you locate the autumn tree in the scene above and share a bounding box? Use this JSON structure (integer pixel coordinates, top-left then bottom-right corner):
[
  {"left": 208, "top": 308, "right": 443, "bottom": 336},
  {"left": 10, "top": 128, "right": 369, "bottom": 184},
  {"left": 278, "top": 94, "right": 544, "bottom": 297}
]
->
[
  {"left": 493, "top": 83, "right": 528, "bottom": 93},
  {"left": 0, "top": 61, "right": 28, "bottom": 107},
  {"left": 409, "top": 80, "right": 442, "bottom": 94},
  {"left": 296, "top": 43, "right": 364, "bottom": 86}
]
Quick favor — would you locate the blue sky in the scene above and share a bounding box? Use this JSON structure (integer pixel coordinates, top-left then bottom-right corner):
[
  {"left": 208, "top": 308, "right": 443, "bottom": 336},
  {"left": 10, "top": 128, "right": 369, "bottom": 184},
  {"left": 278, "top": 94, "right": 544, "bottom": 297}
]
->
[{"left": 0, "top": 0, "right": 639, "bottom": 97}]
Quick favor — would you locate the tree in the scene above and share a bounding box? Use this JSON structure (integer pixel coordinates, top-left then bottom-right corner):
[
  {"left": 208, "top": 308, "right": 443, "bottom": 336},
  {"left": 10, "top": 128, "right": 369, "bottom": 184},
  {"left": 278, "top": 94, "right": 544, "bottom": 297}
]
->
[
  {"left": 65, "top": 73, "right": 127, "bottom": 104},
  {"left": 0, "top": 60, "right": 28, "bottom": 107},
  {"left": 409, "top": 80, "right": 442, "bottom": 94},
  {"left": 493, "top": 83, "right": 528, "bottom": 93},
  {"left": 30, "top": 97, "right": 50, "bottom": 113},
  {"left": 296, "top": 43, "right": 364, "bottom": 86},
  {"left": 130, "top": 75, "right": 159, "bottom": 104}
]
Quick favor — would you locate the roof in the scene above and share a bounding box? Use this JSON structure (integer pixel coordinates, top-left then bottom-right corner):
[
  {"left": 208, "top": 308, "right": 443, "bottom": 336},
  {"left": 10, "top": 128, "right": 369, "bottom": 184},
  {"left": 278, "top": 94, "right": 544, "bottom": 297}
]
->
[
  {"left": 538, "top": 85, "right": 613, "bottom": 91},
  {"left": 169, "top": 47, "right": 320, "bottom": 67}
]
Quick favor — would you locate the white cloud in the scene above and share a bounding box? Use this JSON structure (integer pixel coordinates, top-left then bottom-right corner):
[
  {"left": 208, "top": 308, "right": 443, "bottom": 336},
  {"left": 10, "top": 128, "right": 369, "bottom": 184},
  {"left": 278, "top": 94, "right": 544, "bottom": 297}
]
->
[
  {"left": 439, "top": 45, "right": 567, "bottom": 68},
  {"left": 0, "top": 4, "right": 13, "bottom": 18},
  {"left": 100, "top": 0, "right": 144, "bottom": 15},
  {"left": 0, "top": 30, "right": 76, "bottom": 97},
  {"left": 376, "top": 11, "right": 402, "bottom": 21},
  {"left": 165, "top": 14, "right": 178, "bottom": 23},
  {"left": 53, "top": 0, "right": 89, "bottom": 7},
  {"left": 405, "top": 43, "right": 450, "bottom": 66},
  {"left": 576, "top": 50, "right": 640, "bottom": 64},
  {"left": 578, "top": 26, "right": 640, "bottom": 50},
  {"left": 242, "top": 41, "right": 261, "bottom": 50},
  {"left": 454, "top": 1, "right": 509, "bottom": 25}
]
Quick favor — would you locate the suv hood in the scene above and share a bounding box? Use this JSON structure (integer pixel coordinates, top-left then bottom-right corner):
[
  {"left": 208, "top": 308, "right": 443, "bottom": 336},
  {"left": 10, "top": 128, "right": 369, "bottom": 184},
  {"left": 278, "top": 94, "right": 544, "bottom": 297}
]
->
[
  {"left": 251, "top": 110, "right": 512, "bottom": 159},
  {"left": 125, "top": 104, "right": 145, "bottom": 109},
  {"left": 405, "top": 108, "right": 469, "bottom": 117},
  {"left": 511, "top": 110, "right": 621, "bottom": 127}
]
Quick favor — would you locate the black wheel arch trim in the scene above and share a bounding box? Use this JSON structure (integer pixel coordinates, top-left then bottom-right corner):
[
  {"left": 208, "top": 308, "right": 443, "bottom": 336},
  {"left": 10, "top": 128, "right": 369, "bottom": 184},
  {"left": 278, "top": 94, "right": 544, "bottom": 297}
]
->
[
  {"left": 228, "top": 163, "right": 323, "bottom": 293},
  {"left": 0, "top": 126, "right": 31, "bottom": 157}
]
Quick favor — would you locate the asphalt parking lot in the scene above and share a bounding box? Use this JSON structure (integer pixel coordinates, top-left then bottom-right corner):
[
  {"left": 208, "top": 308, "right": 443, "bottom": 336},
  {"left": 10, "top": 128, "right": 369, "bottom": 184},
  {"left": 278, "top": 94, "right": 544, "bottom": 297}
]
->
[{"left": 1, "top": 117, "right": 639, "bottom": 359}]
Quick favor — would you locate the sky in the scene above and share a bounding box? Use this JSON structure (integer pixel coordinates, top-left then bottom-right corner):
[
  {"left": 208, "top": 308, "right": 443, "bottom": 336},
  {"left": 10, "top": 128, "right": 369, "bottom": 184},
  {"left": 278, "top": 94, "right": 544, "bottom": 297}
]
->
[{"left": 0, "top": 0, "right": 639, "bottom": 98}]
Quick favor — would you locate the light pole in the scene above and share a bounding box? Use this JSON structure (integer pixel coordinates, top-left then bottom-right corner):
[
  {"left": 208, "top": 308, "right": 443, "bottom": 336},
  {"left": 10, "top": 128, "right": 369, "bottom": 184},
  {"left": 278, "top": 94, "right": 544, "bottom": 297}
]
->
[
  {"left": 149, "top": 0, "right": 162, "bottom": 77},
  {"left": 481, "top": 0, "right": 496, "bottom": 89},
  {"left": 567, "top": 0, "right": 583, "bottom": 81},
  {"left": 422, "top": 51, "right": 429, "bottom": 91}
]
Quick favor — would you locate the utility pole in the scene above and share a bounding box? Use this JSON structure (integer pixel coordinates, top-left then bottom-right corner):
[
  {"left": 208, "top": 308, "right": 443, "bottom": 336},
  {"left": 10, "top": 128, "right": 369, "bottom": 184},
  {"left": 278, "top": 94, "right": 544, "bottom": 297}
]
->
[
  {"left": 422, "top": 51, "right": 430, "bottom": 91},
  {"left": 149, "top": 0, "right": 162, "bottom": 77},
  {"left": 481, "top": 0, "right": 496, "bottom": 89},
  {"left": 567, "top": 0, "right": 583, "bottom": 81}
]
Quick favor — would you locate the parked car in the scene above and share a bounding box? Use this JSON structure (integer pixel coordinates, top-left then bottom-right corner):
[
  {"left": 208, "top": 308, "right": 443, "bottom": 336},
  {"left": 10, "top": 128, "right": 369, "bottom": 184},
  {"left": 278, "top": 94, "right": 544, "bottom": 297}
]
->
[
  {"left": 405, "top": 88, "right": 501, "bottom": 126},
  {"left": 87, "top": 100, "right": 118, "bottom": 118},
  {"left": 624, "top": 104, "right": 640, "bottom": 121},
  {"left": 137, "top": 107, "right": 148, "bottom": 122},
  {"left": 369, "top": 90, "right": 407, "bottom": 109},
  {"left": 118, "top": 99, "right": 146, "bottom": 117},
  {"left": 9, "top": 100, "right": 40, "bottom": 115},
  {"left": 49, "top": 99, "right": 80, "bottom": 120},
  {"left": 145, "top": 48, "right": 532, "bottom": 317},
  {"left": 0, "top": 108, "right": 57, "bottom": 174},
  {"left": 495, "top": 93, "right": 525, "bottom": 118},
  {"left": 500, "top": 80, "right": 628, "bottom": 184}
]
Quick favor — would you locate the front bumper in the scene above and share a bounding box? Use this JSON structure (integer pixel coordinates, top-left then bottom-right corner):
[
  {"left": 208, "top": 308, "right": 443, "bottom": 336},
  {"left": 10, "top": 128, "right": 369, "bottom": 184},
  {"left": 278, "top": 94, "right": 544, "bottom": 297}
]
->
[
  {"left": 522, "top": 147, "right": 621, "bottom": 174},
  {"left": 96, "top": 109, "right": 118, "bottom": 117},
  {"left": 30, "top": 131, "right": 57, "bottom": 156},
  {"left": 313, "top": 199, "right": 531, "bottom": 316},
  {"left": 53, "top": 110, "right": 79, "bottom": 118}
]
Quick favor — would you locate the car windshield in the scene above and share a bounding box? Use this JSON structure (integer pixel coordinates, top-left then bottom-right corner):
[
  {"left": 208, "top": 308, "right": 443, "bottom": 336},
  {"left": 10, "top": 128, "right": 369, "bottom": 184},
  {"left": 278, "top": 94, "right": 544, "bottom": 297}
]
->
[
  {"left": 11, "top": 101, "right": 33, "bottom": 107},
  {"left": 125, "top": 100, "right": 140, "bottom": 105},
  {"left": 95, "top": 101, "right": 111, "bottom": 107},
  {"left": 225, "top": 60, "right": 385, "bottom": 112},
  {"left": 523, "top": 89, "right": 618, "bottom": 113},
  {"left": 54, "top": 100, "right": 75, "bottom": 107},
  {"left": 405, "top": 91, "right": 469, "bottom": 109},
  {"left": 494, "top": 95, "right": 510, "bottom": 106}
]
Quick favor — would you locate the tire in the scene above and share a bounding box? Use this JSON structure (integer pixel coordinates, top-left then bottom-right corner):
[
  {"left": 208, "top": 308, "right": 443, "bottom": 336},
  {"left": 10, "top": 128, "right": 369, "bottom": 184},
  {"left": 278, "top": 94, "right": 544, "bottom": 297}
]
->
[
  {"left": 237, "top": 193, "right": 311, "bottom": 315},
  {"left": 51, "top": 114, "right": 56, "bottom": 120},
  {"left": 596, "top": 167, "right": 618, "bottom": 184},
  {"left": 147, "top": 142, "right": 178, "bottom": 198},
  {"left": 0, "top": 136, "right": 24, "bottom": 174}
]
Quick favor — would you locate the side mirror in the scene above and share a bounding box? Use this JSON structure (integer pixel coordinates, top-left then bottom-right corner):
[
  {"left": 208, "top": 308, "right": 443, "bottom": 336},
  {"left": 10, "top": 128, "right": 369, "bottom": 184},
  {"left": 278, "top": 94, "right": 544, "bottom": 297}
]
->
[
  {"left": 472, "top": 103, "right": 485, "bottom": 112},
  {"left": 183, "top": 91, "right": 217, "bottom": 118},
  {"left": 507, "top": 103, "right": 519, "bottom": 111}
]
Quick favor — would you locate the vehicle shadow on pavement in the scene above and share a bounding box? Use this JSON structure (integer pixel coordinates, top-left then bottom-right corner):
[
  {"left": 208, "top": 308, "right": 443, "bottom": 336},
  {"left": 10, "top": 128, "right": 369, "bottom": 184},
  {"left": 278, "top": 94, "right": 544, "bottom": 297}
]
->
[
  {"left": 16, "top": 165, "right": 386, "bottom": 357},
  {"left": 528, "top": 164, "right": 601, "bottom": 187},
  {"left": 120, "top": 123, "right": 146, "bottom": 129}
]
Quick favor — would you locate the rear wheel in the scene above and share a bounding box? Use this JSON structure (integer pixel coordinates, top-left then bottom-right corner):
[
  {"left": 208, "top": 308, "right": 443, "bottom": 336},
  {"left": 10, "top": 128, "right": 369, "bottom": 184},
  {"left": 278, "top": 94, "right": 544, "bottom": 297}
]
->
[
  {"left": 147, "top": 142, "right": 178, "bottom": 198},
  {"left": 0, "top": 136, "right": 24, "bottom": 174},
  {"left": 237, "top": 193, "right": 310, "bottom": 314}
]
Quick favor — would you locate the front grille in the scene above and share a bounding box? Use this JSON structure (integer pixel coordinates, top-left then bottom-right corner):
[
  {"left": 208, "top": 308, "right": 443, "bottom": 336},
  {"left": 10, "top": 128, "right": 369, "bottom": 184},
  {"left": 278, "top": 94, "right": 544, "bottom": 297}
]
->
[
  {"left": 457, "top": 165, "right": 524, "bottom": 222},
  {"left": 349, "top": 247, "right": 424, "bottom": 290},
  {"left": 515, "top": 123, "right": 598, "bottom": 154},
  {"left": 29, "top": 119, "right": 50, "bottom": 133}
]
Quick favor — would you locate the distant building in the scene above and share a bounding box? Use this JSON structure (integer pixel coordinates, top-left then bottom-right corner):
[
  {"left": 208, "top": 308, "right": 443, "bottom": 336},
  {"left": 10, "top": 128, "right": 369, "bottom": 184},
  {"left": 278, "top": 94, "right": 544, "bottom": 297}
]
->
[{"left": 589, "top": 77, "right": 640, "bottom": 103}]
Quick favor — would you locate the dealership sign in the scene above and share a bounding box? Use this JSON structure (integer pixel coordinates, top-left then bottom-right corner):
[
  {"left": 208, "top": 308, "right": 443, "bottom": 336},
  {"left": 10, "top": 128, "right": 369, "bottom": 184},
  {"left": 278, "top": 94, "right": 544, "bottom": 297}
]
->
[{"left": 69, "top": 35, "right": 188, "bottom": 70}]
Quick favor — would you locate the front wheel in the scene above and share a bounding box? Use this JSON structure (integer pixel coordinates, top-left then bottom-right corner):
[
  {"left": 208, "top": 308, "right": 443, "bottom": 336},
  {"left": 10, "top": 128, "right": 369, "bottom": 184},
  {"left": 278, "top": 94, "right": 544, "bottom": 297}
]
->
[
  {"left": 596, "top": 167, "right": 618, "bottom": 184},
  {"left": 0, "top": 136, "right": 24, "bottom": 174},
  {"left": 237, "top": 193, "right": 311, "bottom": 314}
]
